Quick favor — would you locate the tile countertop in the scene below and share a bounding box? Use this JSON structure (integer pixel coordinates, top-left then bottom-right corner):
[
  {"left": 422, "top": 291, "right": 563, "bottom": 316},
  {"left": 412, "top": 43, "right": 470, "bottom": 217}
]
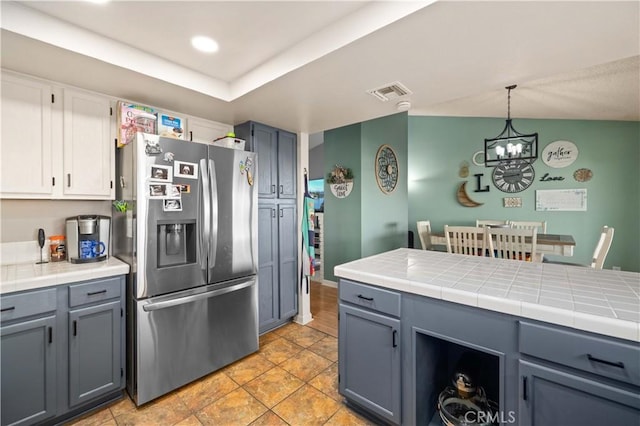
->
[
  {"left": 334, "top": 248, "right": 640, "bottom": 343},
  {"left": 1, "top": 257, "right": 130, "bottom": 295}
]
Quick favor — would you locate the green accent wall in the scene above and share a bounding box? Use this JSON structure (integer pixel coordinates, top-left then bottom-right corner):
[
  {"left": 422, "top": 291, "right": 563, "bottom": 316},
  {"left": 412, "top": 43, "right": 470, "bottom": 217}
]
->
[
  {"left": 322, "top": 114, "right": 638, "bottom": 274},
  {"left": 324, "top": 113, "right": 409, "bottom": 282},
  {"left": 408, "top": 116, "right": 640, "bottom": 272}
]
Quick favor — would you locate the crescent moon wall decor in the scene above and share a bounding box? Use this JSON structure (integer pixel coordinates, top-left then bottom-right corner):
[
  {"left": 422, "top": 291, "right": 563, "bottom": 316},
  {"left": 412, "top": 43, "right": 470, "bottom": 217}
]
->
[{"left": 456, "top": 181, "right": 483, "bottom": 207}]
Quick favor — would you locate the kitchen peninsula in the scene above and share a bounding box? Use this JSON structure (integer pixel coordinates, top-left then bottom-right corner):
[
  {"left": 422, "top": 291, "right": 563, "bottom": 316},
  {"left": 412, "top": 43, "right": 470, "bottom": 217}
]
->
[
  {"left": 335, "top": 249, "right": 640, "bottom": 426},
  {"left": 1, "top": 254, "right": 129, "bottom": 425}
]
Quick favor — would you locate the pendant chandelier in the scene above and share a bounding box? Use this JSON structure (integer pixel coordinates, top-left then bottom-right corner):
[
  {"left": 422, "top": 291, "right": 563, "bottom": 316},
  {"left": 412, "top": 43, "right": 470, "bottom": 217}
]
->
[{"left": 484, "top": 85, "right": 538, "bottom": 167}]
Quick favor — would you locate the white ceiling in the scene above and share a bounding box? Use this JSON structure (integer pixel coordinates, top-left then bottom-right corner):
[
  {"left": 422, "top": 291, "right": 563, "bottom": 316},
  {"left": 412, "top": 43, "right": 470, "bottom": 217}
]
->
[{"left": 1, "top": 1, "right": 638, "bottom": 137}]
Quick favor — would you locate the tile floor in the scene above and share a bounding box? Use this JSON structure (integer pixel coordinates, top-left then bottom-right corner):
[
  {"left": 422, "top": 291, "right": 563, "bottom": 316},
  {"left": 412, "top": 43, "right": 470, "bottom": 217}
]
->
[{"left": 69, "top": 286, "right": 375, "bottom": 426}]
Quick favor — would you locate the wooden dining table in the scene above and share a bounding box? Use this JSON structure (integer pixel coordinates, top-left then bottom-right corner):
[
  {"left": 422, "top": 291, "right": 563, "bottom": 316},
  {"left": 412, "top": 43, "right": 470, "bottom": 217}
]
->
[{"left": 428, "top": 232, "right": 576, "bottom": 257}]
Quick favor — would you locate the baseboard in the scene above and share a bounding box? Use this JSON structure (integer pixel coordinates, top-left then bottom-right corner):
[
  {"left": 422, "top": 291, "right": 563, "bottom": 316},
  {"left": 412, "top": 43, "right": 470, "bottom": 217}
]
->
[{"left": 321, "top": 279, "right": 337, "bottom": 288}]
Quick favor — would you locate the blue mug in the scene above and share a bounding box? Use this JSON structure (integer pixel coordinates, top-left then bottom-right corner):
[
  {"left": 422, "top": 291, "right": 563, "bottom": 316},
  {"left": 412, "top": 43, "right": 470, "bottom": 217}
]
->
[{"left": 80, "top": 240, "right": 106, "bottom": 259}]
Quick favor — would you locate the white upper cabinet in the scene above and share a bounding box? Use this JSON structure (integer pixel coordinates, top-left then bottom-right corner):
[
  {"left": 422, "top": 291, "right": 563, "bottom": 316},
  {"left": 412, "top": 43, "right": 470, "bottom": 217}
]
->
[
  {"left": 0, "top": 72, "right": 114, "bottom": 200},
  {"left": 1, "top": 73, "right": 53, "bottom": 198},
  {"left": 186, "top": 116, "right": 232, "bottom": 144},
  {"left": 63, "top": 89, "right": 113, "bottom": 198}
]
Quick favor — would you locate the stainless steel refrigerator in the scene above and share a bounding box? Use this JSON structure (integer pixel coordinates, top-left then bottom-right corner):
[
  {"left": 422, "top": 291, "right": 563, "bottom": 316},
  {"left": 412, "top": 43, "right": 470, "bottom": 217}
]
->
[{"left": 113, "top": 132, "right": 258, "bottom": 406}]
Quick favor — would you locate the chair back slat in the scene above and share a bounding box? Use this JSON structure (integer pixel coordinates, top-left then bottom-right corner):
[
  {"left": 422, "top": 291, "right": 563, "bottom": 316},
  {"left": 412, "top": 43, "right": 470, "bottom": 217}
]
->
[
  {"left": 591, "top": 226, "right": 614, "bottom": 269},
  {"left": 417, "top": 221, "right": 432, "bottom": 250},
  {"left": 445, "top": 226, "right": 485, "bottom": 256},
  {"left": 487, "top": 227, "right": 539, "bottom": 262}
]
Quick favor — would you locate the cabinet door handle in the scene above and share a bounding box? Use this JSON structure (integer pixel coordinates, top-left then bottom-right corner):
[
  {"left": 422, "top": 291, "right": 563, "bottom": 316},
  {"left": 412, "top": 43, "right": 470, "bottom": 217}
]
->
[
  {"left": 522, "top": 376, "right": 528, "bottom": 401},
  {"left": 356, "top": 294, "right": 374, "bottom": 301},
  {"left": 189, "top": 131, "right": 193, "bottom": 141},
  {"left": 280, "top": 209, "right": 283, "bottom": 217},
  {"left": 87, "top": 289, "right": 107, "bottom": 296},
  {"left": 392, "top": 330, "right": 398, "bottom": 348},
  {"left": 67, "top": 173, "right": 71, "bottom": 187},
  {"left": 73, "top": 320, "right": 77, "bottom": 336},
  {"left": 279, "top": 185, "right": 283, "bottom": 194},
  {"left": 0, "top": 306, "right": 15, "bottom": 313},
  {"left": 48, "top": 327, "right": 53, "bottom": 344},
  {"left": 271, "top": 209, "right": 276, "bottom": 218},
  {"left": 587, "top": 354, "right": 625, "bottom": 369},
  {"left": 271, "top": 184, "right": 276, "bottom": 194}
]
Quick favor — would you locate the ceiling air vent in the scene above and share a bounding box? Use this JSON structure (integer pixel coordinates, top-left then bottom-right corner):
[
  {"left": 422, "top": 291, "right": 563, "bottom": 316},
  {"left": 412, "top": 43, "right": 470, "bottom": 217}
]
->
[{"left": 367, "top": 81, "right": 412, "bottom": 102}]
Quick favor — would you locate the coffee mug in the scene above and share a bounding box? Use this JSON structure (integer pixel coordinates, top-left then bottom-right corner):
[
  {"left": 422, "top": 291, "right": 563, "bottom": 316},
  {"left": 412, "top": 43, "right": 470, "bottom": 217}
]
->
[{"left": 80, "top": 240, "right": 106, "bottom": 259}]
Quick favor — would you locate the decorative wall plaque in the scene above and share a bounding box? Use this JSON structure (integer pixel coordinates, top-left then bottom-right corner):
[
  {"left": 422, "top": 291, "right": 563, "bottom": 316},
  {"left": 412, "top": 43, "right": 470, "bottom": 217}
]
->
[{"left": 542, "top": 140, "right": 578, "bottom": 168}]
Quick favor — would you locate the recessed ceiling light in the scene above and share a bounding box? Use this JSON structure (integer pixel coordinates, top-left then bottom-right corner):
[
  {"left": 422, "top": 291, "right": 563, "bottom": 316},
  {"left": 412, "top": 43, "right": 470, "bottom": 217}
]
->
[
  {"left": 85, "top": 0, "right": 110, "bottom": 4},
  {"left": 191, "top": 36, "right": 219, "bottom": 54}
]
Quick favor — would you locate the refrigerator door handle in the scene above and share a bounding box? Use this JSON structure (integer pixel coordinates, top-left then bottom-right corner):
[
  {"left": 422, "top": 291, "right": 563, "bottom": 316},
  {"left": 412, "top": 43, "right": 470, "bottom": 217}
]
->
[
  {"left": 199, "top": 158, "right": 210, "bottom": 271},
  {"left": 141, "top": 279, "right": 255, "bottom": 312},
  {"left": 208, "top": 158, "right": 218, "bottom": 267}
]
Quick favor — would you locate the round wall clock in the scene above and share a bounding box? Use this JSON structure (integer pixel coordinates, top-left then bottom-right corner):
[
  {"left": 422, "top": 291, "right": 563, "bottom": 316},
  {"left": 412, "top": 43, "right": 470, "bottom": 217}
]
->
[
  {"left": 375, "top": 144, "right": 399, "bottom": 194},
  {"left": 492, "top": 161, "right": 535, "bottom": 193}
]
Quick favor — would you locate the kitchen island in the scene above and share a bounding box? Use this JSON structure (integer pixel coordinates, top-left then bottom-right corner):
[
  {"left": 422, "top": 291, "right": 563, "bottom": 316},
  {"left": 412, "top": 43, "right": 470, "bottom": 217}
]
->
[
  {"left": 335, "top": 248, "right": 639, "bottom": 426},
  {"left": 1, "top": 257, "right": 129, "bottom": 425}
]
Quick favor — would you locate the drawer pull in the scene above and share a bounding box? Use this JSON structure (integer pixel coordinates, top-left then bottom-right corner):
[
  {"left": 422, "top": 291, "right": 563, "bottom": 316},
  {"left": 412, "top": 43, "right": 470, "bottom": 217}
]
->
[
  {"left": 0, "top": 306, "right": 15, "bottom": 313},
  {"left": 48, "top": 327, "right": 53, "bottom": 344},
  {"left": 73, "top": 320, "right": 77, "bottom": 336},
  {"left": 357, "top": 294, "right": 374, "bottom": 301},
  {"left": 522, "top": 376, "right": 528, "bottom": 401},
  {"left": 87, "top": 289, "right": 107, "bottom": 296},
  {"left": 587, "top": 354, "right": 625, "bottom": 369},
  {"left": 392, "top": 330, "right": 398, "bottom": 348}
]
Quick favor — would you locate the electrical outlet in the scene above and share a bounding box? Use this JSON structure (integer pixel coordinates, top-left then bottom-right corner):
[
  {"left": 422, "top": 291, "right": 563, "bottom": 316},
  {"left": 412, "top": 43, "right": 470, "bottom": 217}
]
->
[{"left": 612, "top": 266, "right": 621, "bottom": 271}]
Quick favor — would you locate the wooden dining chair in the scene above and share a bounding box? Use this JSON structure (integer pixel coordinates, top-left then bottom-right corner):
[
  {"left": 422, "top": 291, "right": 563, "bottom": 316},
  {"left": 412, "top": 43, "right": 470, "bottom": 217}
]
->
[
  {"left": 590, "top": 226, "right": 614, "bottom": 269},
  {"left": 487, "top": 227, "right": 540, "bottom": 262},
  {"left": 545, "top": 226, "right": 614, "bottom": 270},
  {"left": 509, "top": 220, "right": 548, "bottom": 234},
  {"left": 476, "top": 219, "right": 509, "bottom": 228},
  {"left": 416, "top": 220, "right": 432, "bottom": 250},
  {"left": 444, "top": 225, "right": 486, "bottom": 256},
  {"left": 508, "top": 221, "right": 547, "bottom": 261}
]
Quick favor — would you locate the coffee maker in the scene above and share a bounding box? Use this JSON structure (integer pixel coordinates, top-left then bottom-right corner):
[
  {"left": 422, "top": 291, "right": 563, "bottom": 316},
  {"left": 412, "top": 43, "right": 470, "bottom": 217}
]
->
[{"left": 66, "top": 215, "right": 110, "bottom": 263}]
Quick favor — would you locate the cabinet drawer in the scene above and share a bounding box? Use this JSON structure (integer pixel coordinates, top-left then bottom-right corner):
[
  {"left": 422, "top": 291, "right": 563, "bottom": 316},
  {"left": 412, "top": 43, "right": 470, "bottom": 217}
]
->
[
  {"left": 339, "top": 279, "right": 400, "bottom": 317},
  {"left": 69, "top": 277, "right": 121, "bottom": 307},
  {"left": 520, "top": 321, "right": 640, "bottom": 386},
  {"left": 1, "top": 288, "right": 57, "bottom": 322}
]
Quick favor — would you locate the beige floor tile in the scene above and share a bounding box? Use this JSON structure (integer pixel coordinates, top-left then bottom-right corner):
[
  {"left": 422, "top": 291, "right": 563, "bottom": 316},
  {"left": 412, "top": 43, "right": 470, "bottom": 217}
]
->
[
  {"left": 224, "top": 353, "right": 275, "bottom": 385},
  {"left": 113, "top": 393, "right": 191, "bottom": 425},
  {"left": 307, "top": 335, "right": 338, "bottom": 362},
  {"left": 243, "top": 366, "right": 305, "bottom": 408},
  {"left": 279, "top": 349, "right": 333, "bottom": 382},
  {"left": 308, "top": 363, "right": 341, "bottom": 402},
  {"left": 272, "top": 322, "right": 304, "bottom": 337},
  {"left": 67, "top": 407, "right": 115, "bottom": 426},
  {"left": 259, "top": 331, "right": 280, "bottom": 347},
  {"left": 280, "top": 326, "right": 327, "bottom": 348},
  {"left": 259, "top": 337, "right": 305, "bottom": 365},
  {"left": 324, "top": 407, "right": 378, "bottom": 426},
  {"left": 249, "top": 411, "right": 289, "bottom": 426},
  {"left": 272, "top": 384, "right": 341, "bottom": 426},
  {"left": 108, "top": 394, "right": 137, "bottom": 418},
  {"left": 196, "top": 387, "right": 267, "bottom": 426},
  {"left": 173, "top": 415, "right": 203, "bottom": 426},
  {"left": 175, "top": 370, "right": 239, "bottom": 412}
]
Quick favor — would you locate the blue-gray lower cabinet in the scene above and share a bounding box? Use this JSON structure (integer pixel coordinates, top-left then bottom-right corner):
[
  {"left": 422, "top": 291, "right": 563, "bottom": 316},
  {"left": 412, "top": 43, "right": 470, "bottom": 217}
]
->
[
  {"left": 0, "top": 275, "right": 125, "bottom": 426},
  {"left": 257, "top": 201, "right": 297, "bottom": 334},
  {"left": 69, "top": 300, "right": 122, "bottom": 407},
  {"left": 339, "top": 304, "right": 401, "bottom": 424},
  {"left": 519, "top": 360, "right": 640, "bottom": 426},
  {"left": 339, "top": 278, "right": 640, "bottom": 425},
  {"left": 1, "top": 315, "right": 57, "bottom": 426}
]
